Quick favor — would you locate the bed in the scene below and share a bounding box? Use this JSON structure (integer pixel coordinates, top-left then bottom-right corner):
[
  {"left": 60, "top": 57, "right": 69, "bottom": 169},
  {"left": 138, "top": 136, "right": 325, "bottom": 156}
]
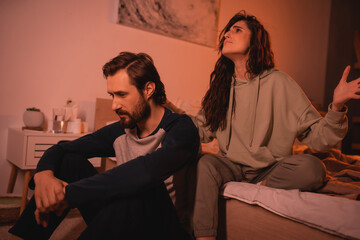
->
[{"left": 214, "top": 141, "right": 360, "bottom": 240}]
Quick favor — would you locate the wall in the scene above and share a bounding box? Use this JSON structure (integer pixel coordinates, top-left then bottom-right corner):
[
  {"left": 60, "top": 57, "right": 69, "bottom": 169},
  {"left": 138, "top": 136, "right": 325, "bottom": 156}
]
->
[
  {"left": 0, "top": 0, "right": 331, "bottom": 195},
  {"left": 324, "top": 0, "right": 360, "bottom": 154},
  {"left": 220, "top": 0, "right": 331, "bottom": 106}
]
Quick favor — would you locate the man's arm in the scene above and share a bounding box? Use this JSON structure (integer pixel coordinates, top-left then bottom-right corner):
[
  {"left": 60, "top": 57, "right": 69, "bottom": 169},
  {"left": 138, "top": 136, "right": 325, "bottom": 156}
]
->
[
  {"left": 64, "top": 115, "right": 200, "bottom": 208},
  {"left": 35, "top": 121, "right": 123, "bottom": 173},
  {"left": 164, "top": 99, "right": 215, "bottom": 144},
  {"left": 32, "top": 122, "right": 124, "bottom": 223}
]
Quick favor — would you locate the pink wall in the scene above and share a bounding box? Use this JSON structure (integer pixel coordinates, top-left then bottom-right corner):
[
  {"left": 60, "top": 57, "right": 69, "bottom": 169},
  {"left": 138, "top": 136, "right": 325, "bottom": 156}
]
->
[
  {"left": 0, "top": 0, "right": 331, "bottom": 195},
  {"left": 219, "top": 0, "right": 331, "bottom": 105}
]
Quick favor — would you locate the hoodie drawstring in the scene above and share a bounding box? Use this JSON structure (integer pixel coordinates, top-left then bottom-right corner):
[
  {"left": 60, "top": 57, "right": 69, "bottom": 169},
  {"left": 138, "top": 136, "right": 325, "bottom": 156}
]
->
[
  {"left": 226, "top": 77, "right": 236, "bottom": 151},
  {"left": 249, "top": 75, "right": 260, "bottom": 147},
  {"left": 226, "top": 74, "right": 261, "bottom": 150}
]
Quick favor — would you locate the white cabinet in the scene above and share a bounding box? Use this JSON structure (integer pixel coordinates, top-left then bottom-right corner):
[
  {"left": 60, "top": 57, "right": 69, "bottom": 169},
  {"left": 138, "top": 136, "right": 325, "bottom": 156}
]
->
[
  {"left": 7, "top": 128, "right": 100, "bottom": 169},
  {"left": 6, "top": 128, "right": 100, "bottom": 214}
]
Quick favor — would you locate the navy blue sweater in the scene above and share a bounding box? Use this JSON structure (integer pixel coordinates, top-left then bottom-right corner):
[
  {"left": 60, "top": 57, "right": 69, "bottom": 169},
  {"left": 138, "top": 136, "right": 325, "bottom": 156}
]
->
[{"left": 36, "top": 108, "right": 200, "bottom": 208}]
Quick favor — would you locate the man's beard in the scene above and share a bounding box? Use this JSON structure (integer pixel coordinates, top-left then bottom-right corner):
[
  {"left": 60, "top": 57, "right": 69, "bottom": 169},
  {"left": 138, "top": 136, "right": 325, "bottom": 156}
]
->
[{"left": 115, "top": 95, "right": 150, "bottom": 129}]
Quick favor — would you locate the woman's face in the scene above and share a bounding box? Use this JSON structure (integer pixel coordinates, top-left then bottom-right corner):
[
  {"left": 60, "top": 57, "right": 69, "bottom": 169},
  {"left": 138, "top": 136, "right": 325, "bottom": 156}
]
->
[{"left": 222, "top": 20, "right": 252, "bottom": 61}]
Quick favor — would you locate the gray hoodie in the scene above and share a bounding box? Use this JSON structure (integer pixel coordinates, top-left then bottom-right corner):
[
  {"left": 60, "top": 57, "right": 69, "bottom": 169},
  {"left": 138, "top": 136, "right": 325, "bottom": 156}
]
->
[{"left": 192, "top": 69, "right": 347, "bottom": 176}]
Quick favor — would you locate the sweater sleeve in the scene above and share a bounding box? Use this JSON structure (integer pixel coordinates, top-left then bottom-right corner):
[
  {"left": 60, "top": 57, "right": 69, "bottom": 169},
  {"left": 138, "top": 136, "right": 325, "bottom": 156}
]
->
[
  {"left": 190, "top": 109, "right": 216, "bottom": 143},
  {"left": 35, "top": 122, "right": 123, "bottom": 173},
  {"left": 64, "top": 115, "right": 200, "bottom": 208},
  {"left": 164, "top": 102, "right": 215, "bottom": 143},
  {"left": 297, "top": 104, "right": 348, "bottom": 151}
]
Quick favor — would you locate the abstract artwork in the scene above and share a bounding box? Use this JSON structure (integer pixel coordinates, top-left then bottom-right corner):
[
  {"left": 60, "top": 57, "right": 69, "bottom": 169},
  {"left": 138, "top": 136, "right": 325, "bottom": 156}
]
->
[{"left": 117, "top": 0, "right": 220, "bottom": 47}]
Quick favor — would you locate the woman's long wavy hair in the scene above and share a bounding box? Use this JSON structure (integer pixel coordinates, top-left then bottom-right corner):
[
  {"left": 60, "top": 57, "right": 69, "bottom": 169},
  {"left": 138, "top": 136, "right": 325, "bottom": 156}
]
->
[{"left": 202, "top": 11, "right": 275, "bottom": 132}]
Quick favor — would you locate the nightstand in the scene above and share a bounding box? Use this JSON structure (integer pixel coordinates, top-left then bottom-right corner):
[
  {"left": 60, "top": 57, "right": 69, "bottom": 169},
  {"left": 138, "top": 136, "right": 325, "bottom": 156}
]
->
[{"left": 6, "top": 128, "right": 100, "bottom": 214}]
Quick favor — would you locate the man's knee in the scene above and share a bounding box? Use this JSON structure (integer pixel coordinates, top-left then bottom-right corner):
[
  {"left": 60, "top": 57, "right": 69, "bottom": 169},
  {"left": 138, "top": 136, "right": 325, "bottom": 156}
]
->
[
  {"left": 56, "top": 153, "right": 97, "bottom": 183},
  {"left": 61, "top": 153, "right": 88, "bottom": 167}
]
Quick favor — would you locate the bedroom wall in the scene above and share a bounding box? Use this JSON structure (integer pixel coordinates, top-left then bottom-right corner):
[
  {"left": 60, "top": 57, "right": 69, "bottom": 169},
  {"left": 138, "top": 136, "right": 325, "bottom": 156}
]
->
[
  {"left": 0, "top": 0, "right": 331, "bottom": 195},
  {"left": 324, "top": 0, "right": 360, "bottom": 154},
  {"left": 220, "top": 0, "right": 332, "bottom": 108}
]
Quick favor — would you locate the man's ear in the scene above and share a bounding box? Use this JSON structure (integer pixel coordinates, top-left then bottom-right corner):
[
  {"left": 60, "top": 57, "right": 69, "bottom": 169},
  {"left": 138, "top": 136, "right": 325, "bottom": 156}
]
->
[{"left": 144, "top": 81, "right": 155, "bottom": 100}]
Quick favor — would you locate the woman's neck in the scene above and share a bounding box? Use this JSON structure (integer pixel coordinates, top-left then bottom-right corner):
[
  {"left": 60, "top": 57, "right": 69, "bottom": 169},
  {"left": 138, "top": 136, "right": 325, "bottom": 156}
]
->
[{"left": 232, "top": 55, "right": 249, "bottom": 81}]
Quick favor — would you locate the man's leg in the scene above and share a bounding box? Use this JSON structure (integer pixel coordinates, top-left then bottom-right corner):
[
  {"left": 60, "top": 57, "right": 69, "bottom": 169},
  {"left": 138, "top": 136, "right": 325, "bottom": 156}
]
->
[
  {"left": 192, "top": 154, "right": 243, "bottom": 239},
  {"left": 79, "top": 183, "right": 191, "bottom": 240},
  {"left": 8, "top": 153, "right": 98, "bottom": 239},
  {"left": 260, "top": 154, "right": 326, "bottom": 191}
]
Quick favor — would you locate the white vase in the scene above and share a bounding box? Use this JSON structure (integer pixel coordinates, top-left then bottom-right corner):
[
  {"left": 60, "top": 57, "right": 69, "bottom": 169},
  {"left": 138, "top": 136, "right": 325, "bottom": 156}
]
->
[{"left": 23, "top": 111, "right": 44, "bottom": 128}]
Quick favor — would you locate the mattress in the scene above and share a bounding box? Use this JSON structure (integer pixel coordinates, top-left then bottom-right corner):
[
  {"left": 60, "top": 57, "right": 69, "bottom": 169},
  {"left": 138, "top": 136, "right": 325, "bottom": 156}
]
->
[{"left": 220, "top": 182, "right": 360, "bottom": 240}]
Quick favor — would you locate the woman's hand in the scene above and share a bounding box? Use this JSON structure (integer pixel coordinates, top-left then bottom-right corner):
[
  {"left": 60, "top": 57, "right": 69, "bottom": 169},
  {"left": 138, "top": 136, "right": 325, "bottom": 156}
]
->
[{"left": 332, "top": 65, "right": 360, "bottom": 111}]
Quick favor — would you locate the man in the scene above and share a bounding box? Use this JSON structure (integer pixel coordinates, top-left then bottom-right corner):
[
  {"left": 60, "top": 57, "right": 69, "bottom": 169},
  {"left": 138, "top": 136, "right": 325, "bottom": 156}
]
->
[{"left": 9, "top": 52, "right": 199, "bottom": 239}]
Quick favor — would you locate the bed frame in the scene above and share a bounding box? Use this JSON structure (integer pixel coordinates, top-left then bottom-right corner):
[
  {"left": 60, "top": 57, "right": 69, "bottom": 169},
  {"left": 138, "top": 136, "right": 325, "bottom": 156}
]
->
[{"left": 217, "top": 198, "right": 343, "bottom": 240}]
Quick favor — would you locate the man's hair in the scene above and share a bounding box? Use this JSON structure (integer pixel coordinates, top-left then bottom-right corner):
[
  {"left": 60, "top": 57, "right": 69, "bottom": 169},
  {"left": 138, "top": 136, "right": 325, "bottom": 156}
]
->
[
  {"left": 202, "top": 11, "right": 275, "bottom": 132},
  {"left": 102, "top": 52, "right": 166, "bottom": 105}
]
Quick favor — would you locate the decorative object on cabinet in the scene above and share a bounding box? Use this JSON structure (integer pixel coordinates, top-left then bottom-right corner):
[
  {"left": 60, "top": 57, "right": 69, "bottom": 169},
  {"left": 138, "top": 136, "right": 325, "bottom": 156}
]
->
[{"left": 22, "top": 107, "right": 44, "bottom": 130}]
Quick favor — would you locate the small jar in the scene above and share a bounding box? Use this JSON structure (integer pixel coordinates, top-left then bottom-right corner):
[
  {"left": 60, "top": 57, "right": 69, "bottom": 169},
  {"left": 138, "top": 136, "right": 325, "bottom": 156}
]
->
[{"left": 23, "top": 110, "right": 44, "bottom": 128}]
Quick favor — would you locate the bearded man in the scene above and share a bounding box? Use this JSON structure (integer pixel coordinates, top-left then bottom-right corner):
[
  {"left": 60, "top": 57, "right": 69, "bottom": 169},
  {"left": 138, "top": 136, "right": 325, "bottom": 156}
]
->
[{"left": 9, "top": 52, "right": 199, "bottom": 240}]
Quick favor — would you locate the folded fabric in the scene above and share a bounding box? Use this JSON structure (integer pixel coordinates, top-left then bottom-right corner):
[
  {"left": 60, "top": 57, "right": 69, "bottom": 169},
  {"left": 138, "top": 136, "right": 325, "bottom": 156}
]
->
[{"left": 221, "top": 181, "right": 360, "bottom": 240}]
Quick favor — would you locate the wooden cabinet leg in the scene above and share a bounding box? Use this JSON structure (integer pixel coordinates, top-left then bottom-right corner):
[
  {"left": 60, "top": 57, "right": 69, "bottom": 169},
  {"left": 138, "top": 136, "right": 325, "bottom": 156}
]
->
[
  {"left": 7, "top": 164, "right": 18, "bottom": 193},
  {"left": 20, "top": 170, "right": 32, "bottom": 215},
  {"left": 97, "top": 157, "right": 106, "bottom": 173}
]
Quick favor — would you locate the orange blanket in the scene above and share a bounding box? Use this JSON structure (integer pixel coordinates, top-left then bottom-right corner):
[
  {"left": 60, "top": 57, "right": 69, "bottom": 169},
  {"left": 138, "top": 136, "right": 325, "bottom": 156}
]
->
[{"left": 293, "top": 144, "right": 360, "bottom": 200}]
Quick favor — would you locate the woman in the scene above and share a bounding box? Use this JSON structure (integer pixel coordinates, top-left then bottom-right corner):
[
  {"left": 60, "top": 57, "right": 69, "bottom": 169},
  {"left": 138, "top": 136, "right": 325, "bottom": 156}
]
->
[{"left": 168, "top": 11, "right": 359, "bottom": 240}]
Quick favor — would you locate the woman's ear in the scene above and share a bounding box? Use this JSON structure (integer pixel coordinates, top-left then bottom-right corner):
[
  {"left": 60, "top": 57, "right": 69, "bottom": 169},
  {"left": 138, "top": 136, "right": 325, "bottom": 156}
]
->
[{"left": 144, "top": 81, "right": 155, "bottom": 100}]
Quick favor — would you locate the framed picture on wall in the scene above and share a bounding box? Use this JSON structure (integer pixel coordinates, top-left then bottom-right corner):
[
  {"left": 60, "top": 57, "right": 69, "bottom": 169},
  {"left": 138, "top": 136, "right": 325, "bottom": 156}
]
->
[{"left": 117, "top": 0, "right": 220, "bottom": 48}]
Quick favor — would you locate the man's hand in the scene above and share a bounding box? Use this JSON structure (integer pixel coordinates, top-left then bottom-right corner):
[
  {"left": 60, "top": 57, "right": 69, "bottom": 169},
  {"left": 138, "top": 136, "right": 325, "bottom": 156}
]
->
[
  {"left": 332, "top": 65, "right": 360, "bottom": 111},
  {"left": 34, "top": 200, "right": 69, "bottom": 228},
  {"left": 33, "top": 170, "right": 69, "bottom": 227},
  {"left": 34, "top": 209, "right": 49, "bottom": 228}
]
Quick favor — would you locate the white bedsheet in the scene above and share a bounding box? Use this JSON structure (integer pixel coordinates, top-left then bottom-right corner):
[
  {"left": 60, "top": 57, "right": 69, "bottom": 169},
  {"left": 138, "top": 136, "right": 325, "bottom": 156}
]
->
[{"left": 221, "top": 182, "right": 360, "bottom": 240}]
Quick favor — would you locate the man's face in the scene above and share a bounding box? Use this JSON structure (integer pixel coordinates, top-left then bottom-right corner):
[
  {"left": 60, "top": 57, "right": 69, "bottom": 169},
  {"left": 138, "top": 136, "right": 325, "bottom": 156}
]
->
[{"left": 107, "top": 69, "right": 150, "bottom": 129}]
